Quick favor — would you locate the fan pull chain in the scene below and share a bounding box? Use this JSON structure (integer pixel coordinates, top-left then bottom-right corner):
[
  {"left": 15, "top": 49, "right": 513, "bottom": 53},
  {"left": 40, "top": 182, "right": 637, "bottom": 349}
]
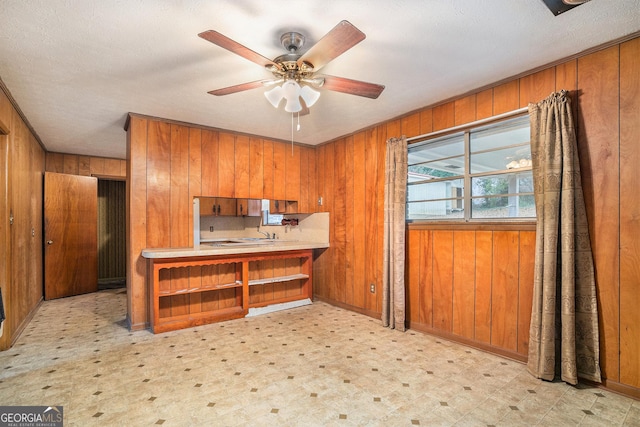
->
[{"left": 291, "top": 113, "right": 294, "bottom": 155}]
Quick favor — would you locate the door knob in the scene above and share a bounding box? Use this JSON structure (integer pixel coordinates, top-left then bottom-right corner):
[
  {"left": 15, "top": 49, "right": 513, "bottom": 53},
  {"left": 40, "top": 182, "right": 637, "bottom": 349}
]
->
[{"left": 47, "top": 240, "right": 53, "bottom": 245}]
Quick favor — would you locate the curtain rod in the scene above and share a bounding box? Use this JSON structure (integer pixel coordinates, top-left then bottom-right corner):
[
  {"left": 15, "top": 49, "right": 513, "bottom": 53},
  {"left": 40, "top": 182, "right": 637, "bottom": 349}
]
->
[{"left": 406, "top": 106, "right": 529, "bottom": 143}]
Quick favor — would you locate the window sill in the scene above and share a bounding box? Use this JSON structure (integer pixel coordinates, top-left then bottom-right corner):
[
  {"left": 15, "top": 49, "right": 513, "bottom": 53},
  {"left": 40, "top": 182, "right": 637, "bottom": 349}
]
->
[{"left": 406, "top": 220, "right": 536, "bottom": 231}]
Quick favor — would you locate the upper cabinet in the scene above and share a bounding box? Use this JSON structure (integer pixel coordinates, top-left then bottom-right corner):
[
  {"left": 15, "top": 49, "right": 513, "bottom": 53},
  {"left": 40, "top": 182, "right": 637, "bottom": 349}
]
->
[{"left": 199, "top": 197, "right": 299, "bottom": 217}]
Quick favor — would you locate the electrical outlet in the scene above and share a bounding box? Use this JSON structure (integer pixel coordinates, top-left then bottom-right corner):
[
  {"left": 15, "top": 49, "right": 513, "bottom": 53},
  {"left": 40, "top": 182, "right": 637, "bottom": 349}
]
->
[
  {"left": 370, "top": 283, "right": 375, "bottom": 293},
  {"left": 209, "top": 226, "right": 214, "bottom": 232}
]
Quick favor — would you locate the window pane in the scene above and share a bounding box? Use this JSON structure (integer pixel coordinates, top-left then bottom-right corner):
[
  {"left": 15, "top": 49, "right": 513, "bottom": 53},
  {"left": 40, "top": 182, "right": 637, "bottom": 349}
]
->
[
  {"left": 470, "top": 145, "right": 531, "bottom": 174},
  {"left": 471, "top": 195, "right": 535, "bottom": 218},
  {"left": 471, "top": 172, "right": 533, "bottom": 197},
  {"left": 408, "top": 156, "right": 465, "bottom": 179},
  {"left": 407, "top": 200, "right": 465, "bottom": 220},
  {"left": 470, "top": 115, "right": 529, "bottom": 152},
  {"left": 408, "top": 178, "right": 464, "bottom": 202}
]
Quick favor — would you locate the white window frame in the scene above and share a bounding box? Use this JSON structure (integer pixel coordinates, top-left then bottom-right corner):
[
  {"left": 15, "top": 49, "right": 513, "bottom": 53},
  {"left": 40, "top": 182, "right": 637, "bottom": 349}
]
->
[{"left": 406, "top": 109, "right": 535, "bottom": 223}]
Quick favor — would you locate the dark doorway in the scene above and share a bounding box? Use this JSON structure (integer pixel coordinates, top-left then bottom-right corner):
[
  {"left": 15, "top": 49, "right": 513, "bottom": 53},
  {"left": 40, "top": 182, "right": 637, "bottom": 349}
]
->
[{"left": 97, "top": 179, "right": 126, "bottom": 289}]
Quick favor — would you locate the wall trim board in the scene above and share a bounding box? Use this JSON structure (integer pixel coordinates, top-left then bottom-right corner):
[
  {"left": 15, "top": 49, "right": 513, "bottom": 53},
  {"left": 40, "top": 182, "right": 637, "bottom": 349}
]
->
[
  {"left": 594, "top": 379, "right": 640, "bottom": 401},
  {"left": 313, "top": 295, "right": 381, "bottom": 320},
  {"left": 0, "top": 77, "right": 46, "bottom": 151},
  {"left": 407, "top": 320, "right": 528, "bottom": 364},
  {"left": 407, "top": 222, "right": 536, "bottom": 232},
  {"left": 8, "top": 298, "right": 43, "bottom": 348}
]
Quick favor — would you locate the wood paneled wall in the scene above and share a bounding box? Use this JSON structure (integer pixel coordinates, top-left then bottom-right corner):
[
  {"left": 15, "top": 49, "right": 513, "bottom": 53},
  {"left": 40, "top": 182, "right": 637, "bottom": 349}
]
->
[
  {"left": 0, "top": 89, "right": 45, "bottom": 351},
  {"left": 314, "top": 36, "right": 640, "bottom": 397},
  {"left": 45, "top": 152, "right": 126, "bottom": 178},
  {"left": 126, "top": 115, "right": 317, "bottom": 330}
]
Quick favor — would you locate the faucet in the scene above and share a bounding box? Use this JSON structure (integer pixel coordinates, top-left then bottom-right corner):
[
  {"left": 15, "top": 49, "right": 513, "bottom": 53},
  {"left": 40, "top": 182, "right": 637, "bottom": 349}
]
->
[{"left": 257, "top": 227, "right": 271, "bottom": 239}]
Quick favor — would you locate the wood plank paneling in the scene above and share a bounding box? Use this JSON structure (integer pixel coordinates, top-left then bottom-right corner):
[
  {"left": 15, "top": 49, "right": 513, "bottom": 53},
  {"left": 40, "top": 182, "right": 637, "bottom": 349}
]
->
[
  {"left": 298, "top": 147, "right": 309, "bottom": 213},
  {"left": 454, "top": 95, "right": 476, "bottom": 125},
  {"left": 475, "top": 231, "right": 492, "bottom": 344},
  {"left": 201, "top": 130, "right": 219, "bottom": 196},
  {"left": 518, "top": 231, "right": 535, "bottom": 356},
  {"left": 364, "top": 128, "right": 378, "bottom": 312},
  {"left": 419, "top": 109, "right": 433, "bottom": 135},
  {"left": 285, "top": 144, "right": 300, "bottom": 202},
  {"left": 493, "top": 80, "right": 519, "bottom": 115},
  {"left": 577, "top": 46, "right": 620, "bottom": 381},
  {"left": 146, "top": 120, "right": 171, "bottom": 248},
  {"left": 432, "top": 230, "right": 453, "bottom": 331},
  {"left": 170, "top": 125, "right": 189, "bottom": 247},
  {"left": 491, "top": 231, "right": 519, "bottom": 351},
  {"left": 307, "top": 147, "right": 317, "bottom": 213},
  {"left": 476, "top": 89, "right": 493, "bottom": 120},
  {"left": 401, "top": 112, "right": 421, "bottom": 138},
  {"left": 127, "top": 116, "right": 148, "bottom": 329},
  {"left": 418, "top": 230, "right": 433, "bottom": 327},
  {"left": 405, "top": 230, "right": 420, "bottom": 324},
  {"left": 324, "top": 142, "right": 335, "bottom": 301},
  {"left": 619, "top": 37, "right": 640, "bottom": 388},
  {"left": 352, "top": 132, "right": 366, "bottom": 309},
  {"left": 218, "top": 133, "right": 235, "bottom": 198},
  {"left": 433, "top": 102, "right": 455, "bottom": 131},
  {"left": 519, "top": 68, "right": 555, "bottom": 107},
  {"left": 452, "top": 230, "right": 475, "bottom": 339},
  {"left": 262, "top": 139, "right": 274, "bottom": 199},
  {"left": 249, "top": 137, "right": 263, "bottom": 200},
  {"left": 234, "top": 135, "right": 250, "bottom": 198},
  {"left": 344, "top": 136, "right": 355, "bottom": 306},
  {"left": 272, "top": 142, "right": 286, "bottom": 201},
  {"left": 333, "top": 138, "right": 347, "bottom": 303}
]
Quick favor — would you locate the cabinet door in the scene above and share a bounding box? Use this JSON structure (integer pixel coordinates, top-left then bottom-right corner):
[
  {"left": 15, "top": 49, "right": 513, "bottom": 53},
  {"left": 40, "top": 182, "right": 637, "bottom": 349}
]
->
[
  {"left": 236, "top": 198, "right": 248, "bottom": 216},
  {"left": 217, "top": 198, "right": 237, "bottom": 216},
  {"left": 199, "top": 197, "right": 217, "bottom": 216}
]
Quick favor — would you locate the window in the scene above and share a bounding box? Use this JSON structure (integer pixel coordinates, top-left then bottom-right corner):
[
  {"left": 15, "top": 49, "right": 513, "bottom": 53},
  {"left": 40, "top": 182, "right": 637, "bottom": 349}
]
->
[{"left": 407, "top": 115, "right": 534, "bottom": 221}]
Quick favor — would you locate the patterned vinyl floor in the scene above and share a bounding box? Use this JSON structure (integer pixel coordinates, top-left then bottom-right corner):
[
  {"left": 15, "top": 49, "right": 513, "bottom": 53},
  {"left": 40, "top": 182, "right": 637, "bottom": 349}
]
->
[{"left": 0, "top": 289, "right": 638, "bottom": 426}]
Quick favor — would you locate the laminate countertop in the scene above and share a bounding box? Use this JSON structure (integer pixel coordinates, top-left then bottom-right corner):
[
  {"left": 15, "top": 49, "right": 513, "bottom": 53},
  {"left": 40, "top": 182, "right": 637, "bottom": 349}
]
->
[{"left": 141, "top": 240, "right": 329, "bottom": 259}]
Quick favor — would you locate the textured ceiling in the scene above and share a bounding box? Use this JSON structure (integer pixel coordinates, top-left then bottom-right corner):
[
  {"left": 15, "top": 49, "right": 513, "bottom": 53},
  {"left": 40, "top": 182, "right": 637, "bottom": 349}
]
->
[{"left": 1, "top": 1, "right": 639, "bottom": 159}]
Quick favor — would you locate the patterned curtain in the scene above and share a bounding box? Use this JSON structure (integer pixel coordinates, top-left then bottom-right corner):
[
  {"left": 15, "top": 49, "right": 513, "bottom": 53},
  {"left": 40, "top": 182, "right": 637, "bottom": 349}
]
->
[
  {"left": 527, "top": 91, "right": 601, "bottom": 385},
  {"left": 382, "top": 136, "right": 407, "bottom": 331}
]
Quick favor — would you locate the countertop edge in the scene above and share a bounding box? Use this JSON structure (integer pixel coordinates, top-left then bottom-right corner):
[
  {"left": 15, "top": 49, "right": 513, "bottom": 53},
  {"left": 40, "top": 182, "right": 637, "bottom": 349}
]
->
[{"left": 141, "top": 241, "right": 329, "bottom": 259}]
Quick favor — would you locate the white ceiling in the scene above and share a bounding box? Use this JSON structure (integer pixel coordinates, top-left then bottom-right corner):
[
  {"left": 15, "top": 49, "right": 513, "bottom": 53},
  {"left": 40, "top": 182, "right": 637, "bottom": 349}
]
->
[{"left": 1, "top": 1, "right": 639, "bottom": 160}]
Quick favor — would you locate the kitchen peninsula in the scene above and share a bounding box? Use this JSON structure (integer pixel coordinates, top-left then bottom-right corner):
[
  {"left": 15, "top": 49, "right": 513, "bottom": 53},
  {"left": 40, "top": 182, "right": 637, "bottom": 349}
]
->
[{"left": 142, "top": 210, "right": 329, "bottom": 333}]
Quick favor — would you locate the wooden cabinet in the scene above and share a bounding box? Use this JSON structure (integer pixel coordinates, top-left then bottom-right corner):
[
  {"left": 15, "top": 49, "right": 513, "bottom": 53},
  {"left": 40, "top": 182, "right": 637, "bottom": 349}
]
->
[
  {"left": 148, "top": 249, "right": 313, "bottom": 333},
  {"left": 200, "top": 197, "right": 238, "bottom": 216},
  {"left": 236, "top": 198, "right": 262, "bottom": 217}
]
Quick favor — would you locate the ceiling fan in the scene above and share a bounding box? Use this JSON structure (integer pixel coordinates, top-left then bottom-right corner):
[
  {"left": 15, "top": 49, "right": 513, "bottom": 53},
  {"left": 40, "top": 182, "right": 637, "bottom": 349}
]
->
[{"left": 198, "top": 20, "right": 385, "bottom": 113}]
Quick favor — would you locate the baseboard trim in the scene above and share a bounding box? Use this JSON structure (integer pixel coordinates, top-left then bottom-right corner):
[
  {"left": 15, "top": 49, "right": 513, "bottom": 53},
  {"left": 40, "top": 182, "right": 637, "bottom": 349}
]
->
[
  {"left": 312, "top": 295, "right": 381, "bottom": 320},
  {"left": 407, "top": 320, "right": 528, "bottom": 363}
]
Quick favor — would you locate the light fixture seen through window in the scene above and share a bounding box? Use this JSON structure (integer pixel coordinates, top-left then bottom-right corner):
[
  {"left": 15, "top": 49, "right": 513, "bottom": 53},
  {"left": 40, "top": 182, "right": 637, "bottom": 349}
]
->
[{"left": 264, "top": 80, "right": 320, "bottom": 113}]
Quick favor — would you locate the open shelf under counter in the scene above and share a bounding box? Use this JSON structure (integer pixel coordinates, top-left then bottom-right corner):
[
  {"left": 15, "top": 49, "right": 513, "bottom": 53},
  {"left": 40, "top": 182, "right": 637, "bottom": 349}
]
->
[{"left": 143, "top": 247, "right": 316, "bottom": 333}]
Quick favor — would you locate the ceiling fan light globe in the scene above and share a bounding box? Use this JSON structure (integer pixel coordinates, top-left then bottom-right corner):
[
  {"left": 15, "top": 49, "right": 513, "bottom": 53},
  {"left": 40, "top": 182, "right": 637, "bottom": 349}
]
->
[
  {"left": 264, "top": 86, "right": 284, "bottom": 108},
  {"left": 300, "top": 85, "right": 320, "bottom": 107},
  {"left": 284, "top": 97, "right": 302, "bottom": 113},
  {"left": 282, "top": 80, "right": 301, "bottom": 101}
]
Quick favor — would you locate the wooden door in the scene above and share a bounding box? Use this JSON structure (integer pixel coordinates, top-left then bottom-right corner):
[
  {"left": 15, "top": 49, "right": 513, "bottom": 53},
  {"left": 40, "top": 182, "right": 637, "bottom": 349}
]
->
[{"left": 44, "top": 172, "right": 98, "bottom": 299}]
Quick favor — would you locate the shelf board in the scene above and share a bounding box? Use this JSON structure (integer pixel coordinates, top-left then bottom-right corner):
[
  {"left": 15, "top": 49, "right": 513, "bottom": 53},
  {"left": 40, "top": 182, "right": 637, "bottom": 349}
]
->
[
  {"left": 248, "top": 274, "right": 309, "bottom": 286},
  {"left": 159, "top": 280, "right": 242, "bottom": 296}
]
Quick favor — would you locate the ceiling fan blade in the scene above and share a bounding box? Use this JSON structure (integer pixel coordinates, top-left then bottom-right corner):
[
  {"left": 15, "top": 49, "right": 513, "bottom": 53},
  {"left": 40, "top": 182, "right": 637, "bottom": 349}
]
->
[
  {"left": 321, "top": 75, "right": 385, "bottom": 99},
  {"left": 199, "top": 30, "right": 282, "bottom": 71},
  {"left": 208, "top": 80, "right": 268, "bottom": 96},
  {"left": 297, "top": 20, "right": 365, "bottom": 72}
]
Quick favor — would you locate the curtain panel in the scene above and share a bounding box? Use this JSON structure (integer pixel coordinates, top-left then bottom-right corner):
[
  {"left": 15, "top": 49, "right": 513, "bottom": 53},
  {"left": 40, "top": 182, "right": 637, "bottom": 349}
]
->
[
  {"left": 527, "top": 91, "right": 601, "bottom": 385},
  {"left": 382, "top": 136, "right": 407, "bottom": 331}
]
